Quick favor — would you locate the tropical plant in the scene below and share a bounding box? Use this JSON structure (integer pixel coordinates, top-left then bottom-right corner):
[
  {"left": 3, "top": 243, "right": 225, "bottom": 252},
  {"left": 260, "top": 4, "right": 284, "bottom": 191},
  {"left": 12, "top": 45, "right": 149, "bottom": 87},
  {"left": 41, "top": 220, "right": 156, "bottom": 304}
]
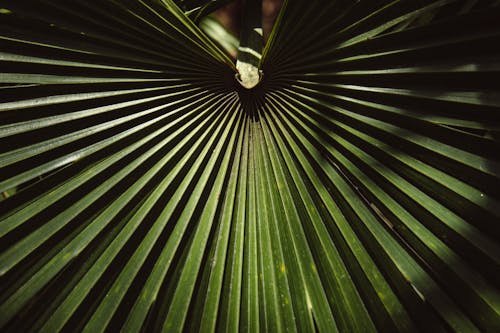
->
[{"left": 1, "top": 0, "right": 500, "bottom": 332}]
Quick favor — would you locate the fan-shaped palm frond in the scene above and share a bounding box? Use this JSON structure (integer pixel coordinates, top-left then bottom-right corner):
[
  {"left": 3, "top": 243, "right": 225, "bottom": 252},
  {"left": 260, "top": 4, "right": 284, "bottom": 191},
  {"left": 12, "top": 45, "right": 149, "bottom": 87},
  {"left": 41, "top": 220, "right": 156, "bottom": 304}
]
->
[{"left": 1, "top": 0, "right": 500, "bottom": 332}]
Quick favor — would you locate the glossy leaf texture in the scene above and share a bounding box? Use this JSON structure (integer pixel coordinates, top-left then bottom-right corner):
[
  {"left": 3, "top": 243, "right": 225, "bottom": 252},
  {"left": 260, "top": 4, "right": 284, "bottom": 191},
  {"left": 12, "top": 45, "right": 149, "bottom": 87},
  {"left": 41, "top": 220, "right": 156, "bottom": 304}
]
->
[
  {"left": 1, "top": 0, "right": 500, "bottom": 332},
  {"left": 176, "top": 0, "right": 235, "bottom": 21}
]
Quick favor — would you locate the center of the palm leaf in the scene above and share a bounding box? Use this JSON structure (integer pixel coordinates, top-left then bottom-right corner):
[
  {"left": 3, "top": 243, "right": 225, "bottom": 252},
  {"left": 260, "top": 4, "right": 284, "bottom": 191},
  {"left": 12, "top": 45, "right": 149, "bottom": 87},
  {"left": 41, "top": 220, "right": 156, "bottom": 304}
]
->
[{"left": 235, "top": 61, "right": 263, "bottom": 89}]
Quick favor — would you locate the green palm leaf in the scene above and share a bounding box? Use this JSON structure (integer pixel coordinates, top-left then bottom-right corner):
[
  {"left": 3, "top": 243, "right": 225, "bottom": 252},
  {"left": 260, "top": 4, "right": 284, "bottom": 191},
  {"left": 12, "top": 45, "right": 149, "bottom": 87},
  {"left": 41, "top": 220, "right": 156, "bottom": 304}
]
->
[
  {"left": 176, "top": 0, "right": 235, "bottom": 21},
  {"left": 1, "top": 0, "right": 499, "bottom": 332}
]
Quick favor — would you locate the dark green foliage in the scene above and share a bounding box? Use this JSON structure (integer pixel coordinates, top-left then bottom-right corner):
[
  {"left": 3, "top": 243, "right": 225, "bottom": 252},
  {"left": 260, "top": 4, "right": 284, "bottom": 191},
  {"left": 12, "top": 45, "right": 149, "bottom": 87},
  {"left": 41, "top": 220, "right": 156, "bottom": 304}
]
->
[{"left": 1, "top": 0, "right": 500, "bottom": 332}]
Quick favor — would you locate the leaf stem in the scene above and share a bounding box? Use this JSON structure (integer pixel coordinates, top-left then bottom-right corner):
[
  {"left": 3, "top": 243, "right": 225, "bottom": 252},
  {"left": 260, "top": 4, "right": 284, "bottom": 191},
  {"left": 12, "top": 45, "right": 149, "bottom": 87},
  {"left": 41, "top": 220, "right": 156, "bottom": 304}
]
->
[{"left": 236, "top": 0, "right": 263, "bottom": 89}]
